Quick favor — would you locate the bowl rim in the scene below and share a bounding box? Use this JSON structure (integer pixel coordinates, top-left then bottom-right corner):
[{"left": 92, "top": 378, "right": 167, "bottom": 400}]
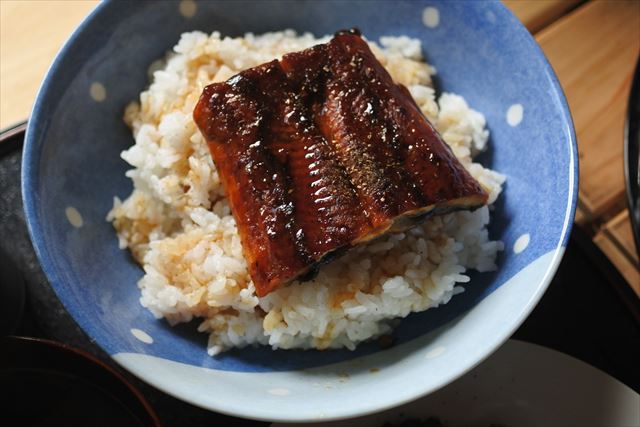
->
[{"left": 21, "top": 0, "right": 579, "bottom": 422}]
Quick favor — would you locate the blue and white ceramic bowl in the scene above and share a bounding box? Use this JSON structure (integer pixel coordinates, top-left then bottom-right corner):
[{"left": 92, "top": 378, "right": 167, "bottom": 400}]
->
[{"left": 22, "top": 0, "right": 577, "bottom": 422}]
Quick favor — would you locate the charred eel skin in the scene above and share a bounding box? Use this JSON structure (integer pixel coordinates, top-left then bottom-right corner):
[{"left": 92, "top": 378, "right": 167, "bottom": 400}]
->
[{"left": 194, "top": 29, "right": 488, "bottom": 297}]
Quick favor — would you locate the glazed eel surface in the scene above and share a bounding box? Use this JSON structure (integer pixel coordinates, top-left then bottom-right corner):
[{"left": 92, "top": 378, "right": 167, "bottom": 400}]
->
[{"left": 194, "top": 30, "right": 488, "bottom": 296}]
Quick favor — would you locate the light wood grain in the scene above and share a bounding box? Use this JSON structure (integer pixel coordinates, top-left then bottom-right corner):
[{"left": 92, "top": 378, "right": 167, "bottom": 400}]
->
[
  {"left": 595, "top": 210, "right": 640, "bottom": 296},
  {"left": 0, "top": 0, "right": 99, "bottom": 128},
  {"left": 0, "top": 0, "right": 591, "bottom": 130},
  {"left": 535, "top": 1, "right": 640, "bottom": 220},
  {"left": 504, "top": 0, "right": 583, "bottom": 33}
]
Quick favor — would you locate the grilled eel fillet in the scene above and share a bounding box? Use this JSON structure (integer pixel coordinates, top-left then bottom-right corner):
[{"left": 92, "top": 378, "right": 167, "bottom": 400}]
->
[{"left": 194, "top": 29, "right": 488, "bottom": 297}]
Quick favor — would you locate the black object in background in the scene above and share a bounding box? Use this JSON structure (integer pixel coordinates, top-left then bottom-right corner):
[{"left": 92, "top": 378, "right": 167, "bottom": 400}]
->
[
  {"left": 0, "top": 245, "right": 25, "bottom": 335},
  {"left": 2, "top": 336, "right": 161, "bottom": 427},
  {"left": 625, "top": 57, "right": 640, "bottom": 255}
]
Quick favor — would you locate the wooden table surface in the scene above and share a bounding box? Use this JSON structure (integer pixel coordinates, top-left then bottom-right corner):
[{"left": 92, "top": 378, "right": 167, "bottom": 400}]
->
[{"left": 1, "top": 0, "right": 639, "bottom": 294}]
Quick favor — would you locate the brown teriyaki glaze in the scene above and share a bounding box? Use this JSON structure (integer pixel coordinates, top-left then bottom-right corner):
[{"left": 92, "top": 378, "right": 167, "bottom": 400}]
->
[{"left": 194, "top": 30, "right": 488, "bottom": 297}]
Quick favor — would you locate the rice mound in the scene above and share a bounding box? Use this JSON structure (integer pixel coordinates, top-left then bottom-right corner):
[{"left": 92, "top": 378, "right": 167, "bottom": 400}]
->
[{"left": 108, "top": 30, "right": 506, "bottom": 355}]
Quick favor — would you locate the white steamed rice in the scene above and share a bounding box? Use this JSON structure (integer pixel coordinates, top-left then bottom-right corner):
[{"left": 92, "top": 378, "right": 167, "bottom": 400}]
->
[{"left": 108, "top": 30, "right": 506, "bottom": 355}]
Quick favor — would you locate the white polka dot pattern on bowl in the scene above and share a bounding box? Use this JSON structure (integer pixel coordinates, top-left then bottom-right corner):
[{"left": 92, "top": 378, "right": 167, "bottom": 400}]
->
[
  {"left": 422, "top": 7, "right": 440, "bottom": 28},
  {"left": 179, "top": 0, "right": 197, "bottom": 18},
  {"left": 131, "top": 328, "right": 154, "bottom": 344},
  {"left": 513, "top": 233, "right": 530, "bottom": 254},
  {"left": 64, "top": 206, "right": 83, "bottom": 228},
  {"left": 268, "top": 388, "right": 291, "bottom": 396},
  {"left": 507, "top": 103, "right": 524, "bottom": 126},
  {"left": 89, "top": 82, "right": 106, "bottom": 102}
]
